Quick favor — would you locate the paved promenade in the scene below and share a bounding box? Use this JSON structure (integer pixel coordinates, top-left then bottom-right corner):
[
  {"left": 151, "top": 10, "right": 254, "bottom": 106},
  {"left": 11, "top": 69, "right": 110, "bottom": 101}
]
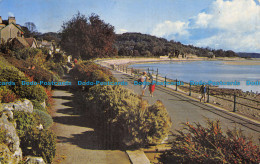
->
[
  {"left": 51, "top": 83, "right": 131, "bottom": 164},
  {"left": 111, "top": 70, "right": 260, "bottom": 144}
]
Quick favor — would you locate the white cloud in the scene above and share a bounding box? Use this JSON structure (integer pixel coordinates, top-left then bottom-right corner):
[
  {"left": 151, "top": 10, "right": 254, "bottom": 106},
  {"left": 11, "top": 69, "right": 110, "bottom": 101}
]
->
[
  {"left": 192, "top": 0, "right": 260, "bottom": 52},
  {"left": 206, "top": 0, "right": 260, "bottom": 32},
  {"left": 195, "top": 31, "right": 260, "bottom": 52},
  {"left": 194, "top": 12, "right": 213, "bottom": 28},
  {"left": 151, "top": 20, "right": 189, "bottom": 39},
  {"left": 151, "top": 0, "right": 260, "bottom": 52},
  {"left": 8, "top": 12, "right": 14, "bottom": 17},
  {"left": 116, "top": 28, "right": 128, "bottom": 34}
]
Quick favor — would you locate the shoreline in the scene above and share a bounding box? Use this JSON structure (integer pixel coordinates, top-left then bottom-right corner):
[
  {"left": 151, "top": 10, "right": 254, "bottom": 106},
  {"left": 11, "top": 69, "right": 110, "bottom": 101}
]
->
[{"left": 98, "top": 57, "right": 258, "bottom": 66}]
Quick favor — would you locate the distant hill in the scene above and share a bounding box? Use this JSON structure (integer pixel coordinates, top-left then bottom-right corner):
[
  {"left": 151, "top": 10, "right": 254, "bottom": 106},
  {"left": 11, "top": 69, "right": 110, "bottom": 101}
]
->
[
  {"left": 35, "top": 32, "right": 61, "bottom": 43},
  {"left": 115, "top": 33, "right": 238, "bottom": 58},
  {"left": 237, "top": 53, "right": 260, "bottom": 58}
]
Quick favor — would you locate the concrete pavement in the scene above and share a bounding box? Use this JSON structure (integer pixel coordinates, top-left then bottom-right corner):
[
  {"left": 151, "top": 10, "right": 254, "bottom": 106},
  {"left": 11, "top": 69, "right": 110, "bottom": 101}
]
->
[{"left": 52, "top": 86, "right": 131, "bottom": 164}]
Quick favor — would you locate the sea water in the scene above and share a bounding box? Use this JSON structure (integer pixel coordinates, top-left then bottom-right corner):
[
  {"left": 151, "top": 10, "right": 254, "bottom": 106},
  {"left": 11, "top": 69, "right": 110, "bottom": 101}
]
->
[{"left": 130, "top": 61, "right": 260, "bottom": 93}]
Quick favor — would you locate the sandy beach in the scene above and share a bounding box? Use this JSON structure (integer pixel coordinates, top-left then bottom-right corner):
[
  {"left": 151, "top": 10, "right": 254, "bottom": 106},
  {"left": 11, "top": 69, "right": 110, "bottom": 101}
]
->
[
  {"left": 100, "top": 57, "right": 247, "bottom": 65},
  {"left": 224, "top": 61, "right": 260, "bottom": 65}
]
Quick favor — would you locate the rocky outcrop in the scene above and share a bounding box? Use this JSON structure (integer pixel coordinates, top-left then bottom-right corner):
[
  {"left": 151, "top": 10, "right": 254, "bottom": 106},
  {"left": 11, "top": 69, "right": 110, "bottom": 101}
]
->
[
  {"left": 25, "top": 156, "right": 46, "bottom": 164},
  {"left": 0, "top": 99, "right": 45, "bottom": 164},
  {"left": 0, "top": 113, "right": 22, "bottom": 163},
  {"left": 2, "top": 99, "right": 34, "bottom": 114}
]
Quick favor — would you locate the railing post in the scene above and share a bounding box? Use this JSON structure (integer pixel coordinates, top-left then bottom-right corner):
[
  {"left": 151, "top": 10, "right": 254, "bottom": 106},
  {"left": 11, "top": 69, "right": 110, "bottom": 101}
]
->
[
  {"left": 148, "top": 68, "right": 150, "bottom": 74},
  {"left": 165, "top": 76, "right": 167, "bottom": 87},
  {"left": 126, "top": 66, "right": 128, "bottom": 73},
  {"left": 156, "top": 68, "right": 158, "bottom": 83},
  {"left": 152, "top": 69, "right": 154, "bottom": 75},
  {"left": 207, "top": 86, "right": 210, "bottom": 103},
  {"left": 176, "top": 79, "right": 178, "bottom": 91},
  {"left": 233, "top": 93, "right": 236, "bottom": 112},
  {"left": 189, "top": 83, "right": 191, "bottom": 96}
]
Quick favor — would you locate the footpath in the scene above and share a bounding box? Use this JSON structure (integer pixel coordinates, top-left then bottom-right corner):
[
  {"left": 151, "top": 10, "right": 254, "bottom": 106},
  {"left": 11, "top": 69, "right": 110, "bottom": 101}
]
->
[{"left": 51, "top": 76, "right": 131, "bottom": 164}]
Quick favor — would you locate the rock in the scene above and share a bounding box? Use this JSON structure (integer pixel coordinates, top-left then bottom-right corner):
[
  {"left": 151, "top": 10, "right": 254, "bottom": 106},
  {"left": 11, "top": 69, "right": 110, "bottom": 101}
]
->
[
  {"left": 40, "top": 100, "right": 46, "bottom": 109},
  {"left": 5, "top": 110, "right": 13, "bottom": 120},
  {"left": 12, "top": 147, "right": 23, "bottom": 163},
  {"left": 36, "top": 124, "right": 43, "bottom": 131},
  {"left": 0, "top": 144, "right": 12, "bottom": 163},
  {"left": 0, "top": 114, "right": 20, "bottom": 153},
  {"left": 12, "top": 100, "right": 33, "bottom": 113},
  {"left": 25, "top": 156, "right": 46, "bottom": 164}
]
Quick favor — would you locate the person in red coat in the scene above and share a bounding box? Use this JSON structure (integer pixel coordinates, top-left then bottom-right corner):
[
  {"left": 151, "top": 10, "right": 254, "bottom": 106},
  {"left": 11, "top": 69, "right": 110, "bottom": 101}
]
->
[{"left": 148, "top": 74, "right": 155, "bottom": 97}]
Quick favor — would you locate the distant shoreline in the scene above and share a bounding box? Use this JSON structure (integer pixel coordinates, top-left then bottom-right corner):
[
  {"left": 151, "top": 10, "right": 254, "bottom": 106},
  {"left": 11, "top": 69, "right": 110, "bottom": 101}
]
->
[{"left": 100, "top": 57, "right": 251, "bottom": 66}]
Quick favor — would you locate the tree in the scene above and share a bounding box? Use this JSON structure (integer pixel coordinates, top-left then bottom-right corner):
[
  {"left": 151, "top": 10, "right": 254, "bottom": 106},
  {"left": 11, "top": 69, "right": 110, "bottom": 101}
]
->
[
  {"left": 24, "top": 22, "right": 37, "bottom": 33},
  {"left": 60, "top": 12, "right": 116, "bottom": 60}
]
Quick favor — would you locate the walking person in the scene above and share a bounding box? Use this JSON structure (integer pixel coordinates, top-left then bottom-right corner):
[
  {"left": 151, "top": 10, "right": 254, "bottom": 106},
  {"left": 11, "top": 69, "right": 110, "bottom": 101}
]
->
[
  {"left": 140, "top": 72, "right": 148, "bottom": 96},
  {"left": 199, "top": 84, "right": 207, "bottom": 103},
  {"left": 148, "top": 74, "right": 155, "bottom": 97}
]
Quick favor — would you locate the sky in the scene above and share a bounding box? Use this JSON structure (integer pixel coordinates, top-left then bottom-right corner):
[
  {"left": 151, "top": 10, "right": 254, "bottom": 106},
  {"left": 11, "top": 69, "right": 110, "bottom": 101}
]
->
[{"left": 0, "top": 0, "right": 259, "bottom": 52}]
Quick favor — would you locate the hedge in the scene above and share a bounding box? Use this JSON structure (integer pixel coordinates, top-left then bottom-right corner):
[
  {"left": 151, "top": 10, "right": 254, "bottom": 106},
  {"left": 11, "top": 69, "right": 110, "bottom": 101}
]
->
[{"left": 86, "top": 85, "right": 172, "bottom": 148}]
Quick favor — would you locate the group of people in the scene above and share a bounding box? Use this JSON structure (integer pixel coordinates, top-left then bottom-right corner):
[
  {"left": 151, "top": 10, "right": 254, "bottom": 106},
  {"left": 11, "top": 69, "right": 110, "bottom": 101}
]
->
[
  {"left": 139, "top": 71, "right": 155, "bottom": 97},
  {"left": 139, "top": 71, "right": 208, "bottom": 103}
]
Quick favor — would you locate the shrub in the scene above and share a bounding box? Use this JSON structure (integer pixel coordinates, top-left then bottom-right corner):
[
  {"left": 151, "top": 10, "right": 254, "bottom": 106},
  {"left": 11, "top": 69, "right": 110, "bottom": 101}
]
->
[
  {"left": 0, "top": 59, "right": 47, "bottom": 102},
  {"left": 0, "top": 86, "right": 17, "bottom": 103},
  {"left": 86, "top": 85, "right": 172, "bottom": 148},
  {"left": 31, "top": 100, "right": 46, "bottom": 112},
  {"left": 29, "top": 85, "right": 47, "bottom": 102},
  {"left": 53, "top": 53, "right": 66, "bottom": 64},
  {"left": 70, "top": 62, "right": 117, "bottom": 91},
  {"left": 13, "top": 111, "right": 56, "bottom": 163},
  {"left": 34, "top": 109, "right": 53, "bottom": 129},
  {"left": 5, "top": 57, "right": 53, "bottom": 83},
  {"left": 12, "top": 48, "right": 43, "bottom": 61},
  {"left": 44, "top": 61, "right": 64, "bottom": 78},
  {"left": 13, "top": 111, "right": 40, "bottom": 138},
  {"left": 44, "top": 88, "right": 54, "bottom": 107},
  {"left": 158, "top": 119, "right": 260, "bottom": 164},
  {"left": 21, "top": 127, "right": 56, "bottom": 164}
]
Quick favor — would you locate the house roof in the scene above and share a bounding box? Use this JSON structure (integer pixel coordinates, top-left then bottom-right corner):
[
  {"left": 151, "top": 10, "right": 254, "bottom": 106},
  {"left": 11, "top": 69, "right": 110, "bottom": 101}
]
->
[
  {"left": 25, "top": 38, "right": 37, "bottom": 47},
  {"left": 0, "top": 23, "right": 24, "bottom": 33},
  {"left": 15, "top": 37, "right": 30, "bottom": 47}
]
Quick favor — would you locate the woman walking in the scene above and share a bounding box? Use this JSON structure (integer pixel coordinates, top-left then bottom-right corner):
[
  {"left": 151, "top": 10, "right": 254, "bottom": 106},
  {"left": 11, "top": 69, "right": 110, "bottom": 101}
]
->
[
  {"left": 149, "top": 74, "right": 155, "bottom": 97},
  {"left": 140, "top": 72, "right": 148, "bottom": 96}
]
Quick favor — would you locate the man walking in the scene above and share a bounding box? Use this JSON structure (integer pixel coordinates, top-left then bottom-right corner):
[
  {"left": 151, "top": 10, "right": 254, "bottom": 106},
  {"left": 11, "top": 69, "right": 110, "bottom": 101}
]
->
[{"left": 199, "top": 84, "right": 207, "bottom": 103}]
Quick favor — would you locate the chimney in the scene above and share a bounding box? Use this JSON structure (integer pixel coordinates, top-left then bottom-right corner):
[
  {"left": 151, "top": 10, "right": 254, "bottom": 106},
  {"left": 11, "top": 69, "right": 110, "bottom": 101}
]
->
[
  {"left": 0, "top": 16, "right": 2, "bottom": 24},
  {"left": 8, "top": 16, "right": 16, "bottom": 25}
]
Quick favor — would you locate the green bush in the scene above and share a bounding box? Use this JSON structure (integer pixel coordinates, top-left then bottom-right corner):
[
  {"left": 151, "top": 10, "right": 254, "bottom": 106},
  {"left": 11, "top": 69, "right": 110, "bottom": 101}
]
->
[
  {"left": 70, "top": 61, "right": 117, "bottom": 84},
  {"left": 29, "top": 85, "right": 47, "bottom": 102},
  {"left": 12, "top": 48, "right": 41, "bottom": 60},
  {"left": 21, "top": 127, "right": 56, "bottom": 164},
  {"left": 31, "top": 100, "right": 46, "bottom": 112},
  {"left": 34, "top": 109, "right": 53, "bottom": 129},
  {"left": 158, "top": 119, "right": 260, "bottom": 164},
  {"left": 0, "top": 86, "right": 17, "bottom": 103},
  {"left": 13, "top": 111, "right": 56, "bottom": 163},
  {"left": 0, "top": 67, "right": 47, "bottom": 102},
  {"left": 5, "top": 56, "right": 53, "bottom": 83},
  {"left": 86, "top": 85, "right": 172, "bottom": 148},
  {"left": 13, "top": 111, "right": 40, "bottom": 138}
]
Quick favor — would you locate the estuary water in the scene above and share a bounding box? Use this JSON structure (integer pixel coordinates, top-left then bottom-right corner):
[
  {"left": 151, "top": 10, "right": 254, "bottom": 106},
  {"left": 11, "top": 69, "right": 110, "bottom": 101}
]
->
[{"left": 130, "top": 61, "right": 260, "bottom": 93}]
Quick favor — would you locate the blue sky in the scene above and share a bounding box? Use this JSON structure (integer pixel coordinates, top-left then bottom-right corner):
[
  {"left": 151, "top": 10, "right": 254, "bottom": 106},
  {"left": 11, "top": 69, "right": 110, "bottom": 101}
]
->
[{"left": 1, "top": 0, "right": 259, "bottom": 52}]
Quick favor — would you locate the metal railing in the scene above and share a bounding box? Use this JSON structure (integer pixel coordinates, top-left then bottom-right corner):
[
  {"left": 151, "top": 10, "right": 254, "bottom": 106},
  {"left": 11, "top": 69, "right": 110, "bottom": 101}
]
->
[{"left": 108, "top": 63, "right": 260, "bottom": 114}]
